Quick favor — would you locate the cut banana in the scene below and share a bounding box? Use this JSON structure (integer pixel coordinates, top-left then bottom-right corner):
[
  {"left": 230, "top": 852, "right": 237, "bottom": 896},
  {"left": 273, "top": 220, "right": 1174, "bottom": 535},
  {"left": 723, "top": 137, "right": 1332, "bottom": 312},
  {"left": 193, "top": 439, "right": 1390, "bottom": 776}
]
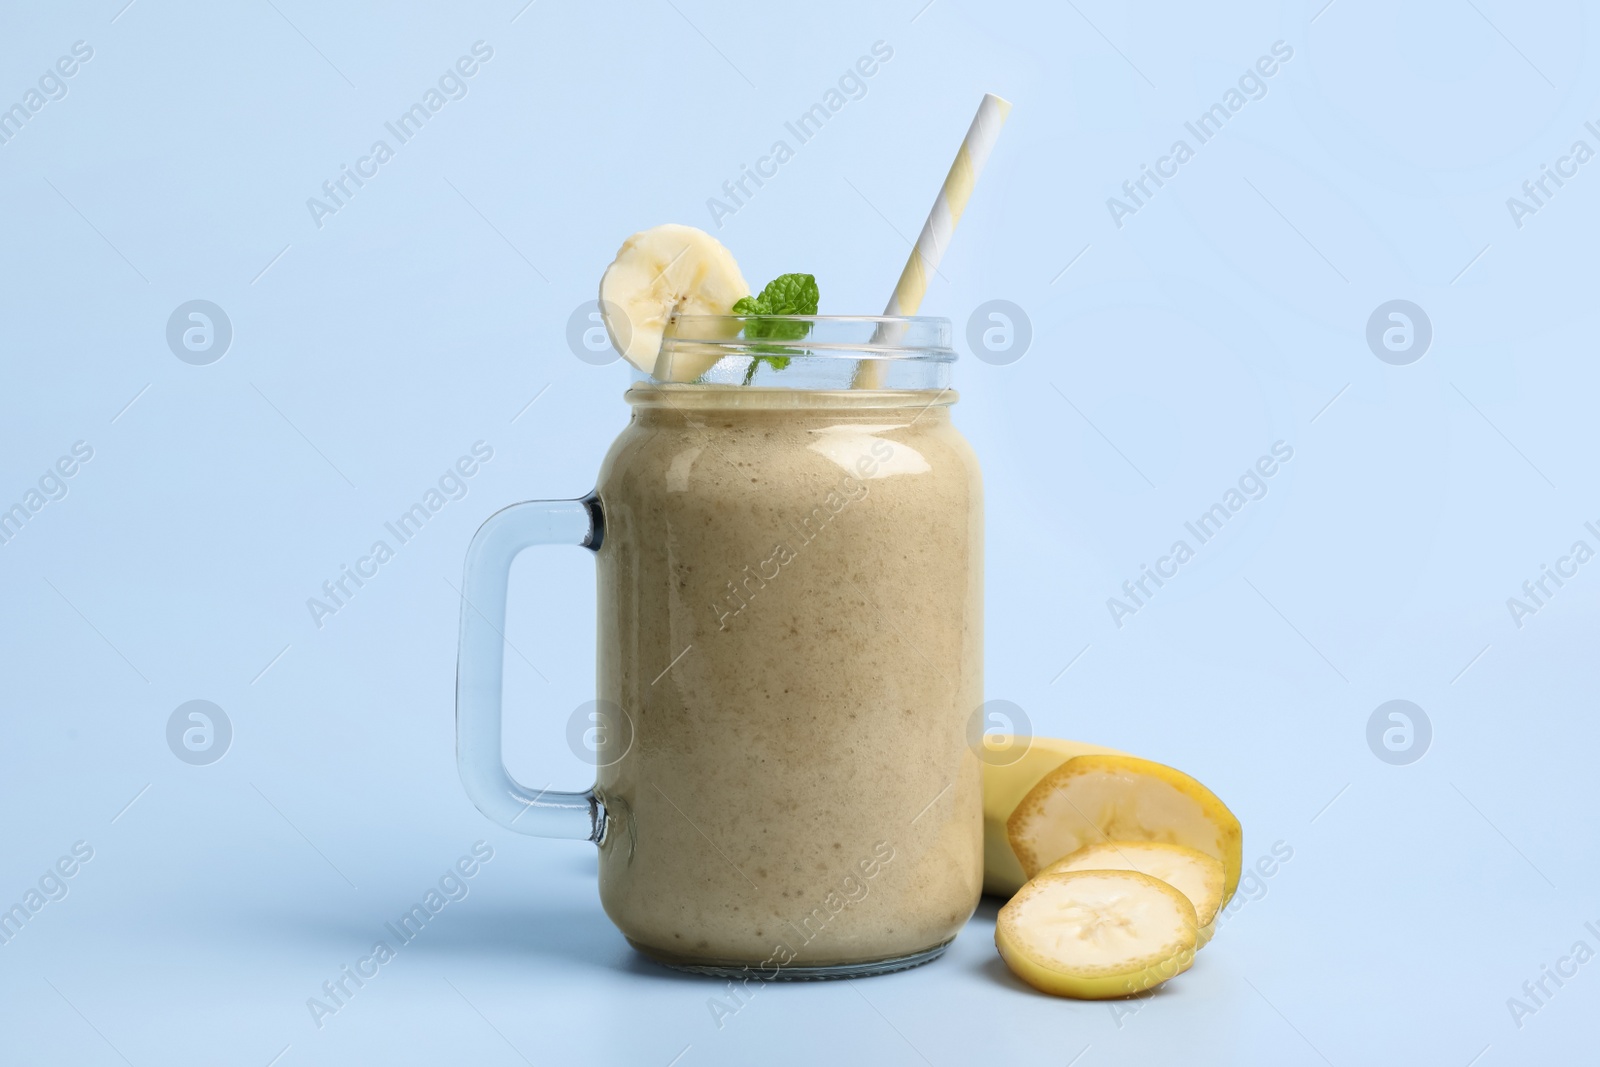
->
[
  {"left": 598, "top": 224, "right": 750, "bottom": 380},
  {"left": 1007, "top": 754, "right": 1243, "bottom": 905},
  {"left": 995, "top": 870, "right": 1197, "bottom": 999},
  {"left": 982, "top": 735, "right": 1125, "bottom": 897},
  {"left": 1043, "top": 841, "right": 1225, "bottom": 932}
]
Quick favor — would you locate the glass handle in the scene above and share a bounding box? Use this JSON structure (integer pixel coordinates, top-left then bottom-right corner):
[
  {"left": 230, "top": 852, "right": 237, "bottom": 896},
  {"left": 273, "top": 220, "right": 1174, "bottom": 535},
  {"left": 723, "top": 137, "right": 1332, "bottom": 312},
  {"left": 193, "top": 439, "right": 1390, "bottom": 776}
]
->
[{"left": 455, "top": 493, "right": 606, "bottom": 841}]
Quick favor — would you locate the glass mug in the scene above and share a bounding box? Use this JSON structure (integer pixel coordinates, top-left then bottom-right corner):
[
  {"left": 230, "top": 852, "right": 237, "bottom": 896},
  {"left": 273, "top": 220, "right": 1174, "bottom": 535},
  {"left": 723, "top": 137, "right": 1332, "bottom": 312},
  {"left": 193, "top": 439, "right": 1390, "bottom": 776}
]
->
[{"left": 456, "top": 316, "right": 983, "bottom": 978}]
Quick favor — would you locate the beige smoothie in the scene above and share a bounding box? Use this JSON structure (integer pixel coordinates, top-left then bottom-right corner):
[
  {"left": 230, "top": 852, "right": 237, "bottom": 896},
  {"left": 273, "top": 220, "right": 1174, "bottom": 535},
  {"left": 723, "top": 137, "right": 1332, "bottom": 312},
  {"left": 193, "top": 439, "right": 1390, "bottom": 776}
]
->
[{"left": 593, "top": 384, "right": 983, "bottom": 970}]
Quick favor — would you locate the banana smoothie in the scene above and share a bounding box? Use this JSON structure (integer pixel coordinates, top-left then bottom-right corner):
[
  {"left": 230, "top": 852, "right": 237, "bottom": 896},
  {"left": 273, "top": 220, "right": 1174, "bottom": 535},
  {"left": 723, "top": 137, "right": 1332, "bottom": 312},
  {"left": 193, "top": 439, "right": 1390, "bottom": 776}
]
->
[{"left": 593, "top": 384, "right": 984, "bottom": 971}]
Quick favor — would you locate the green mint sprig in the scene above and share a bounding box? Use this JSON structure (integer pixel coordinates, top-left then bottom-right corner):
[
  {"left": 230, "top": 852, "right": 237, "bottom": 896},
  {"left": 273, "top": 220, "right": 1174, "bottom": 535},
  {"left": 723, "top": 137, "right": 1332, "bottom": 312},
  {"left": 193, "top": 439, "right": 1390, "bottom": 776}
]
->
[{"left": 732, "top": 273, "right": 818, "bottom": 384}]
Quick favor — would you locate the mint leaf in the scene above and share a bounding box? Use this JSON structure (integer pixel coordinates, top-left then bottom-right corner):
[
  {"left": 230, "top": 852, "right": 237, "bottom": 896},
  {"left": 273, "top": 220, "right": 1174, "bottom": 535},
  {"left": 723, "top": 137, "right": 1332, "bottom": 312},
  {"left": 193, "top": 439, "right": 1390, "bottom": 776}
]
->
[
  {"left": 732, "top": 273, "right": 817, "bottom": 383},
  {"left": 740, "top": 347, "right": 790, "bottom": 385},
  {"left": 755, "top": 273, "right": 818, "bottom": 316}
]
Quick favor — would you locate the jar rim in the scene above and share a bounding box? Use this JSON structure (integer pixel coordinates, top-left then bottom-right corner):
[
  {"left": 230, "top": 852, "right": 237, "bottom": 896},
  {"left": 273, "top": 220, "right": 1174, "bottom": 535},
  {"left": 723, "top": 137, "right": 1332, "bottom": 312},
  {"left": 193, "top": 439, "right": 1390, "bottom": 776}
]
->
[
  {"left": 625, "top": 384, "right": 958, "bottom": 409},
  {"left": 663, "top": 314, "right": 955, "bottom": 360}
]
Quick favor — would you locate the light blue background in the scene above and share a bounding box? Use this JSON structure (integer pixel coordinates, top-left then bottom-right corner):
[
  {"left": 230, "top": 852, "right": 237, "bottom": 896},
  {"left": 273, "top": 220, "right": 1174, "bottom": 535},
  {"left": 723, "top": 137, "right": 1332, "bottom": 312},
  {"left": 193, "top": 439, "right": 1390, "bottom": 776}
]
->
[{"left": 3, "top": 0, "right": 1596, "bottom": 1064}]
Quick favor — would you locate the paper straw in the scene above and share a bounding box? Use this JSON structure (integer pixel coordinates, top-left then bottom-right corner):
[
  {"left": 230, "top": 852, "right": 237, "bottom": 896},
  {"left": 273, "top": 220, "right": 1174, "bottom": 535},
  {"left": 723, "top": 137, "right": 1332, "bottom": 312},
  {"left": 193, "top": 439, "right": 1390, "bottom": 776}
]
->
[{"left": 853, "top": 92, "right": 1012, "bottom": 388}]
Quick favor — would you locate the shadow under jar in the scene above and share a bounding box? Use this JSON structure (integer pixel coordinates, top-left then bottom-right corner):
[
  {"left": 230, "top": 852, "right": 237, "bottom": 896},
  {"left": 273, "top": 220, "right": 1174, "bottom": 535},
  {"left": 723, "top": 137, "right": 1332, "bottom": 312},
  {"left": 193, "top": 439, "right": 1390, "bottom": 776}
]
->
[{"left": 456, "top": 316, "right": 984, "bottom": 979}]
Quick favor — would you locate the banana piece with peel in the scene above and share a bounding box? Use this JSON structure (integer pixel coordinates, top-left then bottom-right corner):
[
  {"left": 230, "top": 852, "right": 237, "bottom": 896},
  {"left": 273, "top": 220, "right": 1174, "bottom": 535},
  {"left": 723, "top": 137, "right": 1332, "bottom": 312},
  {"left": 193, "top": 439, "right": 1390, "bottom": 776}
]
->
[
  {"left": 982, "top": 735, "right": 1124, "bottom": 896},
  {"left": 982, "top": 737, "right": 1242, "bottom": 908}
]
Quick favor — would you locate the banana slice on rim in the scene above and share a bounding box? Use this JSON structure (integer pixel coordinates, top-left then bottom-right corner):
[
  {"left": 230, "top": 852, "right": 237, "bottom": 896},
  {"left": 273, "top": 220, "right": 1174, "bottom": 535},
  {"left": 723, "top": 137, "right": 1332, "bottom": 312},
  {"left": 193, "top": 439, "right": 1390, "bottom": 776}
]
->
[
  {"left": 598, "top": 224, "right": 750, "bottom": 380},
  {"left": 996, "top": 869, "right": 1197, "bottom": 999},
  {"left": 1042, "top": 840, "right": 1225, "bottom": 937}
]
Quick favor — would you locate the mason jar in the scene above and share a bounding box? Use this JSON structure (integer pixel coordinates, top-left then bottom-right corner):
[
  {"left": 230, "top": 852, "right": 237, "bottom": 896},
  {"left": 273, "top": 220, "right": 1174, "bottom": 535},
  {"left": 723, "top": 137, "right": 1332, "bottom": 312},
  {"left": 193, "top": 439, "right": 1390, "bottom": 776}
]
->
[{"left": 457, "top": 315, "right": 983, "bottom": 978}]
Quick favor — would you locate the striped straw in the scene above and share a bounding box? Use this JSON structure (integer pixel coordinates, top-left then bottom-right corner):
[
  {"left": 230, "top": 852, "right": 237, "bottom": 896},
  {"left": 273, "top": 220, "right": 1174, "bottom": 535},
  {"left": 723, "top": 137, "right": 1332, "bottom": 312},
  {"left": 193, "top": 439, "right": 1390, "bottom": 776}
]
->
[{"left": 854, "top": 92, "right": 1012, "bottom": 388}]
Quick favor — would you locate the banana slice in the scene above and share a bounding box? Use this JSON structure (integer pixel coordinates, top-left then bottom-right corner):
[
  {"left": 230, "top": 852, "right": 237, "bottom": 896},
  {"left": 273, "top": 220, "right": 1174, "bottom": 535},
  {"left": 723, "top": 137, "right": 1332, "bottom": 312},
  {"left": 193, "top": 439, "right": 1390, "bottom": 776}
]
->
[
  {"left": 1007, "top": 754, "right": 1243, "bottom": 905},
  {"left": 598, "top": 224, "right": 750, "bottom": 380},
  {"left": 996, "top": 870, "right": 1197, "bottom": 999},
  {"left": 982, "top": 735, "right": 1126, "bottom": 897},
  {"left": 1042, "top": 841, "right": 1225, "bottom": 933}
]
